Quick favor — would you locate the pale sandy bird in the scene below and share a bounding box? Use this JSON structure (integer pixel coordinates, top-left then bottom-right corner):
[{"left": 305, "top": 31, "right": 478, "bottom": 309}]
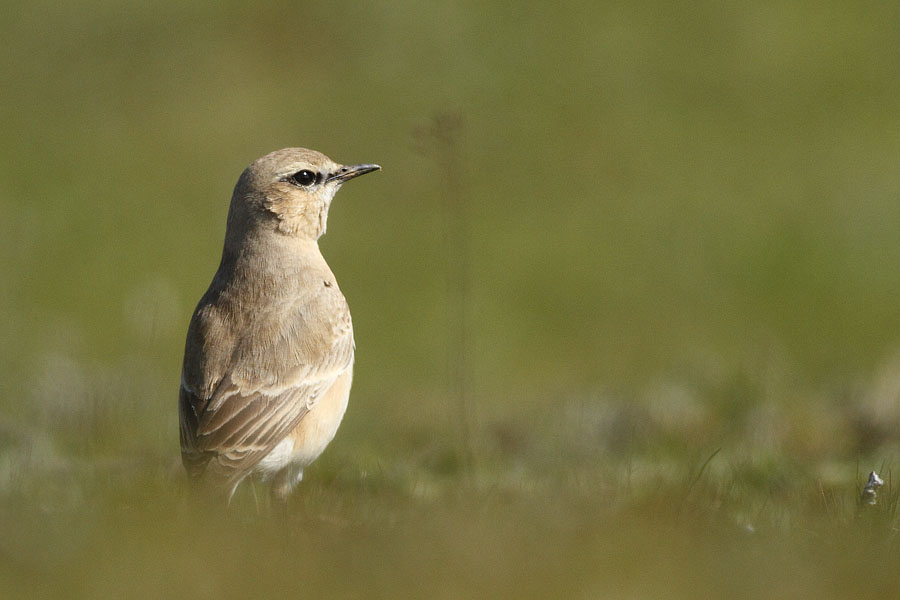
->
[{"left": 179, "top": 147, "right": 379, "bottom": 502}]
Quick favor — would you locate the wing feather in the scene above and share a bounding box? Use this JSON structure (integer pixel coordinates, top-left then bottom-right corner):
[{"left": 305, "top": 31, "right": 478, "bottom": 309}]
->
[{"left": 179, "top": 284, "right": 354, "bottom": 491}]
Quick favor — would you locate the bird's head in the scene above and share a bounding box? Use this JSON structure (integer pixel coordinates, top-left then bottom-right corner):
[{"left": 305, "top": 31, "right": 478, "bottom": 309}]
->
[{"left": 227, "top": 147, "right": 379, "bottom": 241}]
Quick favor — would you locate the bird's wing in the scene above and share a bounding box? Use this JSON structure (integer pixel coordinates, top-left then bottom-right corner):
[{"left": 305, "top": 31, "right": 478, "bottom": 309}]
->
[{"left": 179, "top": 288, "right": 354, "bottom": 490}]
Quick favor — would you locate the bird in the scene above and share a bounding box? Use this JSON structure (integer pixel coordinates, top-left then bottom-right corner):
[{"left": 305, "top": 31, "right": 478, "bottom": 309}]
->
[{"left": 178, "top": 147, "right": 380, "bottom": 502}]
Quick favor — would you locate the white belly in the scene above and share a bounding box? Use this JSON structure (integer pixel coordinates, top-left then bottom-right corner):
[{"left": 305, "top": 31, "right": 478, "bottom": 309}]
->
[
  {"left": 255, "top": 367, "right": 353, "bottom": 479},
  {"left": 256, "top": 437, "right": 296, "bottom": 475}
]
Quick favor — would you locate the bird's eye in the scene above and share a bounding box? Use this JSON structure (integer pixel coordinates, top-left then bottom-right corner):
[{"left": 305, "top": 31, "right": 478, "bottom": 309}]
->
[{"left": 289, "top": 170, "right": 317, "bottom": 187}]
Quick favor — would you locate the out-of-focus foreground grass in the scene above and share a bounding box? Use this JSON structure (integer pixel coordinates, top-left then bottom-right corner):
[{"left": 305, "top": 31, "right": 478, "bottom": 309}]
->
[{"left": 4, "top": 1, "right": 900, "bottom": 597}]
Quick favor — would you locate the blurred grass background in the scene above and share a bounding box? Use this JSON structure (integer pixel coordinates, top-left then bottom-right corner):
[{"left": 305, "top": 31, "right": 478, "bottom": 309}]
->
[{"left": 4, "top": 0, "right": 900, "bottom": 597}]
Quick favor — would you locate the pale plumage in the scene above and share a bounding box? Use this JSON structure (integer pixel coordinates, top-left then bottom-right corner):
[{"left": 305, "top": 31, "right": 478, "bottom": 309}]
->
[{"left": 179, "top": 148, "right": 379, "bottom": 501}]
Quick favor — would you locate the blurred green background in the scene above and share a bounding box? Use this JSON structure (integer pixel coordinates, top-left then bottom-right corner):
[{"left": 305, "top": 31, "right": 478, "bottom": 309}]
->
[{"left": 4, "top": 1, "right": 900, "bottom": 597}]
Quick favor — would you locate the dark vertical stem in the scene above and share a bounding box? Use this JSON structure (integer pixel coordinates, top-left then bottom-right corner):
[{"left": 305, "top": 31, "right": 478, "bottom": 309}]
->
[{"left": 415, "top": 111, "right": 473, "bottom": 473}]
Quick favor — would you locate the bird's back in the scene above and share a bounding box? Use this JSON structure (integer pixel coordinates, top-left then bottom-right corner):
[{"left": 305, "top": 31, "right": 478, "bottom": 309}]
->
[{"left": 179, "top": 246, "right": 354, "bottom": 495}]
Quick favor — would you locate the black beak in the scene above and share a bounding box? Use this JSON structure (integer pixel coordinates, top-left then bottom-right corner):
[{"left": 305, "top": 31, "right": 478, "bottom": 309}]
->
[{"left": 327, "top": 163, "right": 381, "bottom": 184}]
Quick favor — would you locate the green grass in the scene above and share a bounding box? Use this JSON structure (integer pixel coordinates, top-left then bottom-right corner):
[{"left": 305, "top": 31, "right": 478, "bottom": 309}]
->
[
  {"left": 2, "top": 378, "right": 900, "bottom": 598},
  {"left": 1, "top": 441, "right": 898, "bottom": 599}
]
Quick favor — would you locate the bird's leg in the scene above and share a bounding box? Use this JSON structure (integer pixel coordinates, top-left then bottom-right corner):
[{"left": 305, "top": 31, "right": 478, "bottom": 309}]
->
[{"left": 271, "top": 465, "right": 304, "bottom": 503}]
